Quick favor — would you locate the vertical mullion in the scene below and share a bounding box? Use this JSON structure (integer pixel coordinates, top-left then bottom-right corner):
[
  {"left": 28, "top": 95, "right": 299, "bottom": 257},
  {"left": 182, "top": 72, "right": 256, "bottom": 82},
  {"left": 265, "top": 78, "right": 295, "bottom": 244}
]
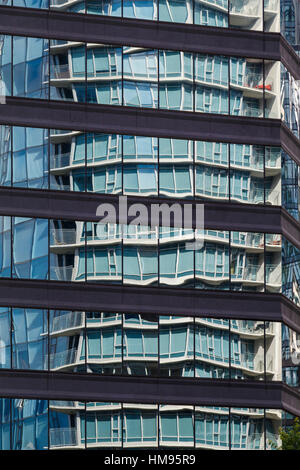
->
[
  {"left": 263, "top": 59, "right": 266, "bottom": 118},
  {"left": 10, "top": 307, "right": 12, "bottom": 371},
  {"left": 84, "top": 220, "right": 88, "bottom": 285},
  {"left": 10, "top": 125, "right": 13, "bottom": 192},
  {"left": 193, "top": 139, "right": 196, "bottom": 291},
  {"left": 84, "top": 307, "right": 87, "bottom": 375},
  {"left": 228, "top": 142, "right": 231, "bottom": 203},
  {"left": 263, "top": 231, "right": 266, "bottom": 293},
  {"left": 47, "top": 128, "right": 50, "bottom": 191},
  {"left": 193, "top": 53, "right": 195, "bottom": 113},
  {"left": 158, "top": 314, "right": 160, "bottom": 379},
  {"left": 158, "top": 404, "right": 160, "bottom": 450},
  {"left": 192, "top": 0, "right": 195, "bottom": 24},
  {"left": 121, "top": 402, "right": 124, "bottom": 449},
  {"left": 47, "top": 399, "right": 50, "bottom": 450},
  {"left": 263, "top": 138, "right": 266, "bottom": 206},
  {"left": 47, "top": 217, "right": 50, "bottom": 282},
  {"left": 229, "top": 318, "right": 232, "bottom": 381},
  {"left": 228, "top": 407, "right": 231, "bottom": 450},
  {"left": 228, "top": 55, "right": 230, "bottom": 117},
  {"left": 10, "top": 215, "right": 12, "bottom": 280},
  {"left": 84, "top": 401, "right": 87, "bottom": 449},
  {"left": 193, "top": 316, "right": 195, "bottom": 378},
  {"left": 11, "top": 35, "right": 13, "bottom": 99},
  {"left": 193, "top": 404, "right": 195, "bottom": 449},
  {"left": 121, "top": 45, "right": 124, "bottom": 107},
  {"left": 47, "top": 309, "right": 50, "bottom": 372},
  {"left": 85, "top": 43, "right": 87, "bottom": 106},
  {"left": 157, "top": 49, "right": 160, "bottom": 110},
  {"left": 121, "top": 313, "right": 124, "bottom": 376},
  {"left": 229, "top": 229, "right": 232, "bottom": 292},
  {"left": 263, "top": 408, "right": 266, "bottom": 450},
  {"left": 264, "top": 320, "right": 267, "bottom": 383},
  {"left": 227, "top": 0, "right": 230, "bottom": 28}
]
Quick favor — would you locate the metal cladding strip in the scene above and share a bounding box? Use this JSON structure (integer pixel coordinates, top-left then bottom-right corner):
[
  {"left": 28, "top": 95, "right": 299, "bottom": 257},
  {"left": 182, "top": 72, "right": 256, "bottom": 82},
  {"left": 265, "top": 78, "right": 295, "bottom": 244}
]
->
[
  {"left": 280, "top": 36, "right": 300, "bottom": 80},
  {"left": 281, "top": 124, "right": 300, "bottom": 168},
  {"left": 0, "top": 279, "right": 299, "bottom": 331},
  {"left": 0, "top": 370, "right": 295, "bottom": 411},
  {"left": 281, "top": 208, "right": 300, "bottom": 251},
  {"left": 0, "top": 187, "right": 299, "bottom": 249},
  {"left": 0, "top": 98, "right": 283, "bottom": 146},
  {"left": 282, "top": 384, "right": 300, "bottom": 417},
  {"left": 1, "top": 98, "right": 299, "bottom": 165},
  {"left": 0, "top": 5, "right": 292, "bottom": 61}
]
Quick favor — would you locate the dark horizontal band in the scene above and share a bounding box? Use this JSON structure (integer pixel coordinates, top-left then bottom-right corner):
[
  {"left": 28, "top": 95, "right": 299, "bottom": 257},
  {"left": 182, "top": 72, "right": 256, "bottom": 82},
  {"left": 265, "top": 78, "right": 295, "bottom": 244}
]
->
[
  {"left": 1, "top": 98, "right": 300, "bottom": 168},
  {"left": 0, "top": 5, "right": 299, "bottom": 78},
  {"left": 0, "top": 278, "right": 299, "bottom": 332},
  {"left": 0, "top": 369, "right": 298, "bottom": 416},
  {"left": 0, "top": 187, "right": 299, "bottom": 249}
]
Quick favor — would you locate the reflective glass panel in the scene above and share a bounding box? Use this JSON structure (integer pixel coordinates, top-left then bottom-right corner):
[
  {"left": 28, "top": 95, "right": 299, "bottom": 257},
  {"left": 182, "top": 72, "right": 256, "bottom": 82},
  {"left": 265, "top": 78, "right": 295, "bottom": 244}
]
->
[{"left": 12, "top": 217, "right": 48, "bottom": 280}]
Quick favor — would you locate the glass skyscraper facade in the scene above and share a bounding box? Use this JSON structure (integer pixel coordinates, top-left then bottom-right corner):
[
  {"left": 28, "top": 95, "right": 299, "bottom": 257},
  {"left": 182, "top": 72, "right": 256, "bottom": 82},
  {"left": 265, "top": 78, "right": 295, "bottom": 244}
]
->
[{"left": 0, "top": 0, "right": 299, "bottom": 451}]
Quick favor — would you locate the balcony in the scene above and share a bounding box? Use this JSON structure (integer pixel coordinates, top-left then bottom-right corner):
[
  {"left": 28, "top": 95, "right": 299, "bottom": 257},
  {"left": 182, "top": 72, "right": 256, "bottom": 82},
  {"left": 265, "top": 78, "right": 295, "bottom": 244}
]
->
[
  {"left": 232, "top": 264, "right": 263, "bottom": 283},
  {"left": 266, "top": 265, "right": 281, "bottom": 285},
  {"left": 49, "top": 428, "right": 78, "bottom": 448},
  {"left": 50, "top": 265, "right": 76, "bottom": 281},
  {"left": 231, "top": 351, "right": 256, "bottom": 370},
  {"left": 249, "top": 187, "right": 264, "bottom": 204},
  {"left": 264, "top": 0, "right": 279, "bottom": 12},
  {"left": 51, "top": 152, "right": 71, "bottom": 169},
  {"left": 48, "top": 347, "right": 78, "bottom": 369},
  {"left": 50, "top": 229, "right": 78, "bottom": 246},
  {"left": 50, "top": 311, "right": 84, "bottom": 333},
  {"left": 51, "top": 64, "right": 72, "bottom": 80},
  {"left": 230, "top": 1, "right": 260, "bottom": 17},
  {"left": 231, "top": 321, "right": 265, "bottom": 335},
  {"left": 265, "top": 188, "right": 281, "bottom": 206},
  {"left": 232, "top": 433, "right": 264, "bottom": 450}
]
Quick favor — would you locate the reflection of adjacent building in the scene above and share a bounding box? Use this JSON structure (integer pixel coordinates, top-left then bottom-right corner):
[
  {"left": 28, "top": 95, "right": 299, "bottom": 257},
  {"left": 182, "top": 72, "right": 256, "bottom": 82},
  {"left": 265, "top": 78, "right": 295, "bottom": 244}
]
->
[
  {"left": 48, "top": 41, "right": 280, "bottom": 117},
  {"left": 282, "top": 323, "right": 300, "bottom": 389},
  {"left": 47, "top": 0, "right": 280, "bottom": 33},
  {"left": 45, "top": 311, "right": 282, "bottom": 383},
  {"left": 46, "top": 401, "right": 282, "bottom": 450},
  {"left": 49, "top": 130, "right": 282, "bottom": 205},
  {"left": 0, "top": 396, "right": 283, "bottom": 450},
  {"left": 49, "top": 223, "right": 283, "bottom": 291}
]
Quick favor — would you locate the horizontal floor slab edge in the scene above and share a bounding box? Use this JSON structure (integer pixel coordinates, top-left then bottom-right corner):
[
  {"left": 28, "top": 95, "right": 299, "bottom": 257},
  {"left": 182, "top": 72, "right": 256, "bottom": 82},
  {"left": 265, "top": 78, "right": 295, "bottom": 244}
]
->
[
  {"left": 0, "top": 370, "right": 293, "bottom": 411},
  {"left": 0, "top": 188, "right": 299, "bottom": 248},
  {"left": 0, "top": 5, "right": 294, "bottom": 63},
  {"left": 0, "top": 279, "right": 298, "bottom": 329}
]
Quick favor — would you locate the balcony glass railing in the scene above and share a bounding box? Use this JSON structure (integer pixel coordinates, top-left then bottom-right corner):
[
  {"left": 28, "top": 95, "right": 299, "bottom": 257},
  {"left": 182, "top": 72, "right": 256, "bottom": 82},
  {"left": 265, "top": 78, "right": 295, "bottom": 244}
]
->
[
  {"left": 243, "top": 73, "right": 264, "bottom": 89},
  {"left": 266, "top": 265, "right": 281, "bottom": 285},
  {"left": 48, "top": 347, "right": 78, "bottom": 369},
  {"left": 50, "top": 266, "right": 76, "bottom": 281},
  {"left": 264, "top": 0, "right": 278, "bottom": 12},
  {"left": 49, "top": 428, "right": 78, "bottom": 448},
  {"left": 50, "top": 229, "right": 78, "bottom": 246},
  {"left": 230, "top": 0, "right": 260, "bottom": 16},
  {"left": 265, "top": 152, "right": 281, "bottom": 168},
  {"left": 200, "top": 0, "right": 228, "bottom": 10},
  {"left": 265, "top": 188, "right": 281, "bottom": 205},
  {"left": 231, "top": 321, "right": 265, "bottom": 334},
  {"left": 232, "top": 264, "right": 262, "bottom": 282},
  {"left": 249, "top": 187, "right": 264, "bottom": 204},
  {"left": 231, "top": 351, "right": 256, "bottom": 370},
  {"left": 50, "top": 64, "right": 72, "bottom": 80},
  {"left": 50, "top": 311, "right": 84, "bottom": 333},
  {"left": 51, "top": 153, "right": 71, "bottom": 169}
]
